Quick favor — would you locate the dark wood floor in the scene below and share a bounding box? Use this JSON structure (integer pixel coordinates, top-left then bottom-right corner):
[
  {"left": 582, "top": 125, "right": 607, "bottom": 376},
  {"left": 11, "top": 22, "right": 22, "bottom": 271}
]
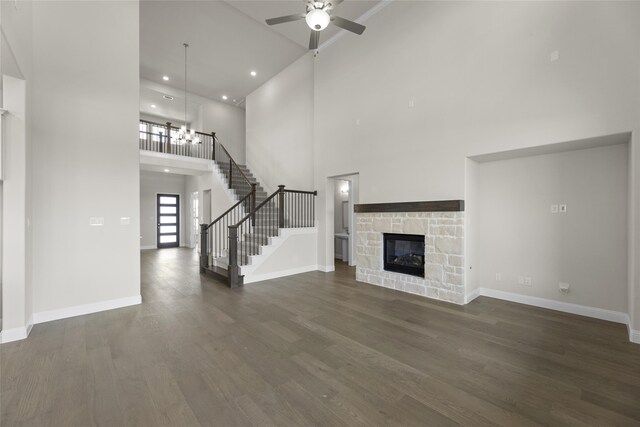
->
[{"left": 2, "top": 248, "right": 639, "bottom": 426}]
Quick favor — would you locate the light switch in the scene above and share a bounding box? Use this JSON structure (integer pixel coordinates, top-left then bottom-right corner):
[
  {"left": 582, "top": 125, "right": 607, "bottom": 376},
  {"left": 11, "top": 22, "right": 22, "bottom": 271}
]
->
[
  {"left": 90, "top": 217, "right": 104, "bottom": 226},
  {"left": 550, "top": 204, "right": 558, "bottom": 214},
  {"left": 120, "top": 217, "right": 131, "bottom": 225},
  {"left": 550, "top": 50, "right": 560, "bottom": 62},
  {"left": 559, "top": 204, "right": 567, "bottom": 213}
]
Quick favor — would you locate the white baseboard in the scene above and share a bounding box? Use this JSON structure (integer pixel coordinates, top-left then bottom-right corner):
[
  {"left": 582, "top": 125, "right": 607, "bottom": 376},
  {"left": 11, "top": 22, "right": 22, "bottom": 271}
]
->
[
  {"left": 477, "top": 288, "right": 628, "bottom": 324},
  {"left": 318, "top": 265, "right": 335, "bottom": 273},
  {"left": 33, "top": 295, "right": 142, "bottom": 325},
  {"left": 1, "top": 326, "right": 28, "bottom": 344},
  {"left": 140, "top": 245, "right": 156, "bottom": 250},
  {"left": 464, "top": 288, "right": 480, "bottom": 304},
  {"left": 628, "top": 323, "right": 640, "bottom": 344},
  {"left": 244, "top": 265, "right": 320, "bottom": 284},
  {"left": 1, "top": 315, "right": 34, "bottom": 344}
]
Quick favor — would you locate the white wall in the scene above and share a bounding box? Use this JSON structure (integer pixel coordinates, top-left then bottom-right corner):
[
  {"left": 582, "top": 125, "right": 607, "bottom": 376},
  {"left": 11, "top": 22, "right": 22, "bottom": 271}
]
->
[
  {"left": 311, "top": 1, "right": 640, "bottom": 281},
  {"left": 30, "top": 1, "right": 140, "bottom": 315},
  {"left": 464, "top": 158, "right": 480, "bottom": 297},
  {"left": 198, "top": 100, "right": 246, "bottom": 164},
  {"left": 242, "top": 228, "right": 318, "bottom": 284},
  {"left": 140, "top": 171, "right": 187, "bottom": 248},
  {"left": 476, "top": 144, "right": 628, "bottom": 312},
  {"left": 1, "top": 0, "right": 33, "bottom": 339},
  {"left": 632, "top": 132, "right": 640, "bottom": 335},
  {"left": 245, "top": 54, "right": 314, "bottom": 193},
  {"left": 1, "top": 77, "right": 29, "bottom": 336},
  {"left": 185, "top": 166, "right": 238, "bottom": 231}
]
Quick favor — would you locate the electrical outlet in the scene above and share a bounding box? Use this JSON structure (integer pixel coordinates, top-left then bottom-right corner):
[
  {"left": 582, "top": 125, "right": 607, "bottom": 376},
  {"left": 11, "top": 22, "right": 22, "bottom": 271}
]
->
[
  {"left": 524, "top": 277, "right": 532, "bottom": 286},
  {"left": 495, "top": 273, "right": 502, "bottom": 281},
  {"left": 120, "top": 217, "right": 130, "bottom": 225},
  {"left": 550, "top": 204, "right": 558, "bottom": 214},
  {"left": 518, "top": 276, "right": 524, "bottom": 285},
  {"left": 559, "top": 204, "right": 567, "bottom": 213}
]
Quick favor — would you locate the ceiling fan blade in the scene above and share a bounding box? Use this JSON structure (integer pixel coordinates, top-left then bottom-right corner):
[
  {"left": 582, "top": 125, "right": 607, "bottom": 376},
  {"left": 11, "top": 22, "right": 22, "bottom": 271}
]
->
[
  {"left": 331, "top": 16, "right": 366, "bottom": 35},
  {"left": 309, "top": 30, "right": 320, "bottom": 50},
  {"left": 266, "top": 13, "right": 306, "bottom": 26}
]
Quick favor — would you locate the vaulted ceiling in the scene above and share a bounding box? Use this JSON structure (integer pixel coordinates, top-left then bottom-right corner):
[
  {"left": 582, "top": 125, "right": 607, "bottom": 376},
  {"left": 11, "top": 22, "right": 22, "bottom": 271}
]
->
[{"left": 140, "top": 0, "right": 380, "bottom": 116}]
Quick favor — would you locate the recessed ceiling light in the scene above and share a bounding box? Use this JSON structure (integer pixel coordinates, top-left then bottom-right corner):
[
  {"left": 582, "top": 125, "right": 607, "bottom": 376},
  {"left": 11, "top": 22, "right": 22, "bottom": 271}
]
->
[
  {"left": 250, "top": 70, "right": 257, "bottom": 77},
  {"left": 163, "top": 76, "right": 169, "bottom": 81},
  {"left": 164, "top": 169, "right": 170, "bottom": 173},
  {"left": 151, "top": 104, "right": 156, "bottom": 108},
  {"left": 163, "top": 95, "right": 174, "bottom": 100},
  {"left": 222, "top": 95, "right": 228, "bottom": 100},
  {"left": 233, "top": 99, "right": 237, "bottom": 103}
]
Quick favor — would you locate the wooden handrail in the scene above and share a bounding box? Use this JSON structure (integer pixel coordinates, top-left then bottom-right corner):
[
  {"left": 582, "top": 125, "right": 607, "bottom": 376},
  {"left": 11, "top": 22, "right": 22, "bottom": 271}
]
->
[
  {"left": 213, "top": 134, "right": 253, "bottom": 188},
  {"left": 206, "top": 191, "right": 252, "bottom": 230},
  {"left": 283, "top": 189, "right": 318, "bottom": 195}
]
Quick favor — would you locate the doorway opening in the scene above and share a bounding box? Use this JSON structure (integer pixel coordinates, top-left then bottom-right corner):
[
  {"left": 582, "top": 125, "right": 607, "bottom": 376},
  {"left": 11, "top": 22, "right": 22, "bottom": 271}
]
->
[
  {"left": 157, "top": 194, "right": 180, "bottom": 248},
  {"left": 190, "top": 191, "right": 199, "bottom": 249},
  {"left": 327, "top": 173, "right": 359, "bottom": 269}
]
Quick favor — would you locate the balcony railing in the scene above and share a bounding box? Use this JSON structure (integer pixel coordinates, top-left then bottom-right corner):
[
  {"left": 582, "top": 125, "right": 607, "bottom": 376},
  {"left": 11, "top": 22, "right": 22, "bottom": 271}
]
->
[{"left": 139, "top": 119, "right": 216, "bottom": 161}]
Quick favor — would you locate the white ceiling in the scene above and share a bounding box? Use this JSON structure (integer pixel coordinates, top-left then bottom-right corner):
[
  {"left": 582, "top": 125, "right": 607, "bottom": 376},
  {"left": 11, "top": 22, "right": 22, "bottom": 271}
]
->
[{"left": 140, "top": 0, "right": 380, "bottom": 109}]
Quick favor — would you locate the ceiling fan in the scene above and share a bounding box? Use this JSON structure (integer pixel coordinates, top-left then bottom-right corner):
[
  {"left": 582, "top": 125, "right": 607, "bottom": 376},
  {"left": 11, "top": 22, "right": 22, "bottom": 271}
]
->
[{"left": 265, "top": 0, "right": 366, "bottom": 50}]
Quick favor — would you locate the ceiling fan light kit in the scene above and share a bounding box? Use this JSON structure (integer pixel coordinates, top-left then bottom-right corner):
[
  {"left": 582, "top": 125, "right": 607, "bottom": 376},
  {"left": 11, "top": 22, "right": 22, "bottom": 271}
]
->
[
  {"left": 266, "top": 0, "right": 366, "bottom": 50},
  {"left": 306, "top": 7, "right": 330, "bottom": 31}
]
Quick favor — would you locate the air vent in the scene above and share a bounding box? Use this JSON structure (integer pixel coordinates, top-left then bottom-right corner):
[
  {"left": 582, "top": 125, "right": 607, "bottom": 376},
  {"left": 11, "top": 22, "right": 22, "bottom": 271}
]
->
[{"left": 163, "top": 95, "right": 174, "bottom": 100}]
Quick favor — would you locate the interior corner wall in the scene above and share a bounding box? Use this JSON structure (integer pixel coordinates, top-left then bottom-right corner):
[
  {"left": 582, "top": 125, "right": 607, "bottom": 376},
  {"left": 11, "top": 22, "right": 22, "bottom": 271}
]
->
[
  {"left": 1, "top": 0, "right": 33, "bottom": 335},
  {"left": 464, "top": 158, "right": 480, "bottom": 297},
  {"left": 140, "top": 171, "right": 187, "bottom": 248},
  {"left": 632, "top": 133, "right": 640, "bottom": 332},
  {"left": 198, "top": 99, "right": 246, "bottom": 165},
  {"left": 31, "top": 1, "right": 141, "bottom": 315},
  {"left": 1, "top": 76, "right": 29, "bottom": 333},
  {"left": 245, "top": 54, "right": 314, "bottom": 193},
  {"left": 476, "top": 144, "right": 629, "bottom": 313},
  {"left": 311, "top": 1, "right": 640, "bottom": 271}
]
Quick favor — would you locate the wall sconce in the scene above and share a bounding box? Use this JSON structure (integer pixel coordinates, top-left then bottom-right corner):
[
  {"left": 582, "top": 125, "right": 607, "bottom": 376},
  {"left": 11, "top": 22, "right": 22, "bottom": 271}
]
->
[{"left": 340, "top": 182, "right": 349, "bottom": 195}]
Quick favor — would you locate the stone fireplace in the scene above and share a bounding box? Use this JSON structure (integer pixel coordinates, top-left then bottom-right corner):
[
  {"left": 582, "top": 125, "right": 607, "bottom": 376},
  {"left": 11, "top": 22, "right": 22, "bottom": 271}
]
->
[{"left": 355, "top": 201, "right": 465, "bottom": 304}]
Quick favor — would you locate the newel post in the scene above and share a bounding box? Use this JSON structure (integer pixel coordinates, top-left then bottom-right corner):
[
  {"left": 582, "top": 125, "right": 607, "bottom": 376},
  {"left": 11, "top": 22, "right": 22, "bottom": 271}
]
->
[
  {"left": 165, "top": 122, "right": 172, "bottom": 153},
  {"left": 211, "top": 132, "right": 216, "bottom": 161},
  {"left": 278, "top": 185, "right": 285, "bottom": 228},
  {"left": 250, "top": 183, "right": 257, "bottom": 226},
  {"left": 199, "top": 224, "right": 208, "bottom": 273},
  {"left": 228, "top": 225, "right": 240, "bottom": 288}
]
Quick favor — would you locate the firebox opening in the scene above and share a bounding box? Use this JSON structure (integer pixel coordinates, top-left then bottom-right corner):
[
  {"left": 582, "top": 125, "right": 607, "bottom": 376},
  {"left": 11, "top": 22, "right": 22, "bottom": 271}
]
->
[{"left": 383, "top": 233, "right": 425, "bottom": 278}]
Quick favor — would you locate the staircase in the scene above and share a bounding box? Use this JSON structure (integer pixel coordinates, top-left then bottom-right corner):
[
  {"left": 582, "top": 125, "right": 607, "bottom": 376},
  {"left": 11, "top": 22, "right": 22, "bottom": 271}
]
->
[
  {"left": 138, "top": 119, "right": 317, "bottom": 286},
  {"left": 201, "top": 137, "right": 317, "bottom": 287}
]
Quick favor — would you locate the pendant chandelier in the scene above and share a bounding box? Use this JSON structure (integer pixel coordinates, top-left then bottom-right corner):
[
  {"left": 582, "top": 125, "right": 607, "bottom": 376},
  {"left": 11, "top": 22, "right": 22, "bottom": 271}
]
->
[{"left": 174, "top": 43, "right": 200, "bottom": 145}]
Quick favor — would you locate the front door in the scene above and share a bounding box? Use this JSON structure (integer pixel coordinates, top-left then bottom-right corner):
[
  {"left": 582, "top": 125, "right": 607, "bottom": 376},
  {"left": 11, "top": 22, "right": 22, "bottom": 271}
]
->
[{"left": 157, "top": 194, "right": 180, "bottom": 248}]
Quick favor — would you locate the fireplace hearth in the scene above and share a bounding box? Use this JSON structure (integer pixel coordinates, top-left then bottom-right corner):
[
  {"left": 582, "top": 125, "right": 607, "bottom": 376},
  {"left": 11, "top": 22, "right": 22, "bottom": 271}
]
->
[{"left": 383, "top": 233, "right": 425, "bottom": 277}]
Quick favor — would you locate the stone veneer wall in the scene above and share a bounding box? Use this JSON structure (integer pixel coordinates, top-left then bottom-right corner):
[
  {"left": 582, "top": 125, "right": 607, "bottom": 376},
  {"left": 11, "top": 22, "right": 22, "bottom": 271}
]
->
[{"left": 355, "top": 212, "right": 465, "bottom": 304}]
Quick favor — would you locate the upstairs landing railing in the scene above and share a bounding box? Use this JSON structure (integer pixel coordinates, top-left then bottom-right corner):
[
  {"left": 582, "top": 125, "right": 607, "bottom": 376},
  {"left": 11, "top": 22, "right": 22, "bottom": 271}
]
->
[{"left": 139, "top": 119, "right": 254, "bottom": 201}]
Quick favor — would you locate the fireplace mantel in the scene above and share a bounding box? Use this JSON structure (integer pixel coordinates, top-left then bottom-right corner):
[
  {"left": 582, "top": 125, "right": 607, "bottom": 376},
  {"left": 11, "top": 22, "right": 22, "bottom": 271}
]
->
[{"left": 354, "top": 200, "right": 464, "bottom": 213}]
